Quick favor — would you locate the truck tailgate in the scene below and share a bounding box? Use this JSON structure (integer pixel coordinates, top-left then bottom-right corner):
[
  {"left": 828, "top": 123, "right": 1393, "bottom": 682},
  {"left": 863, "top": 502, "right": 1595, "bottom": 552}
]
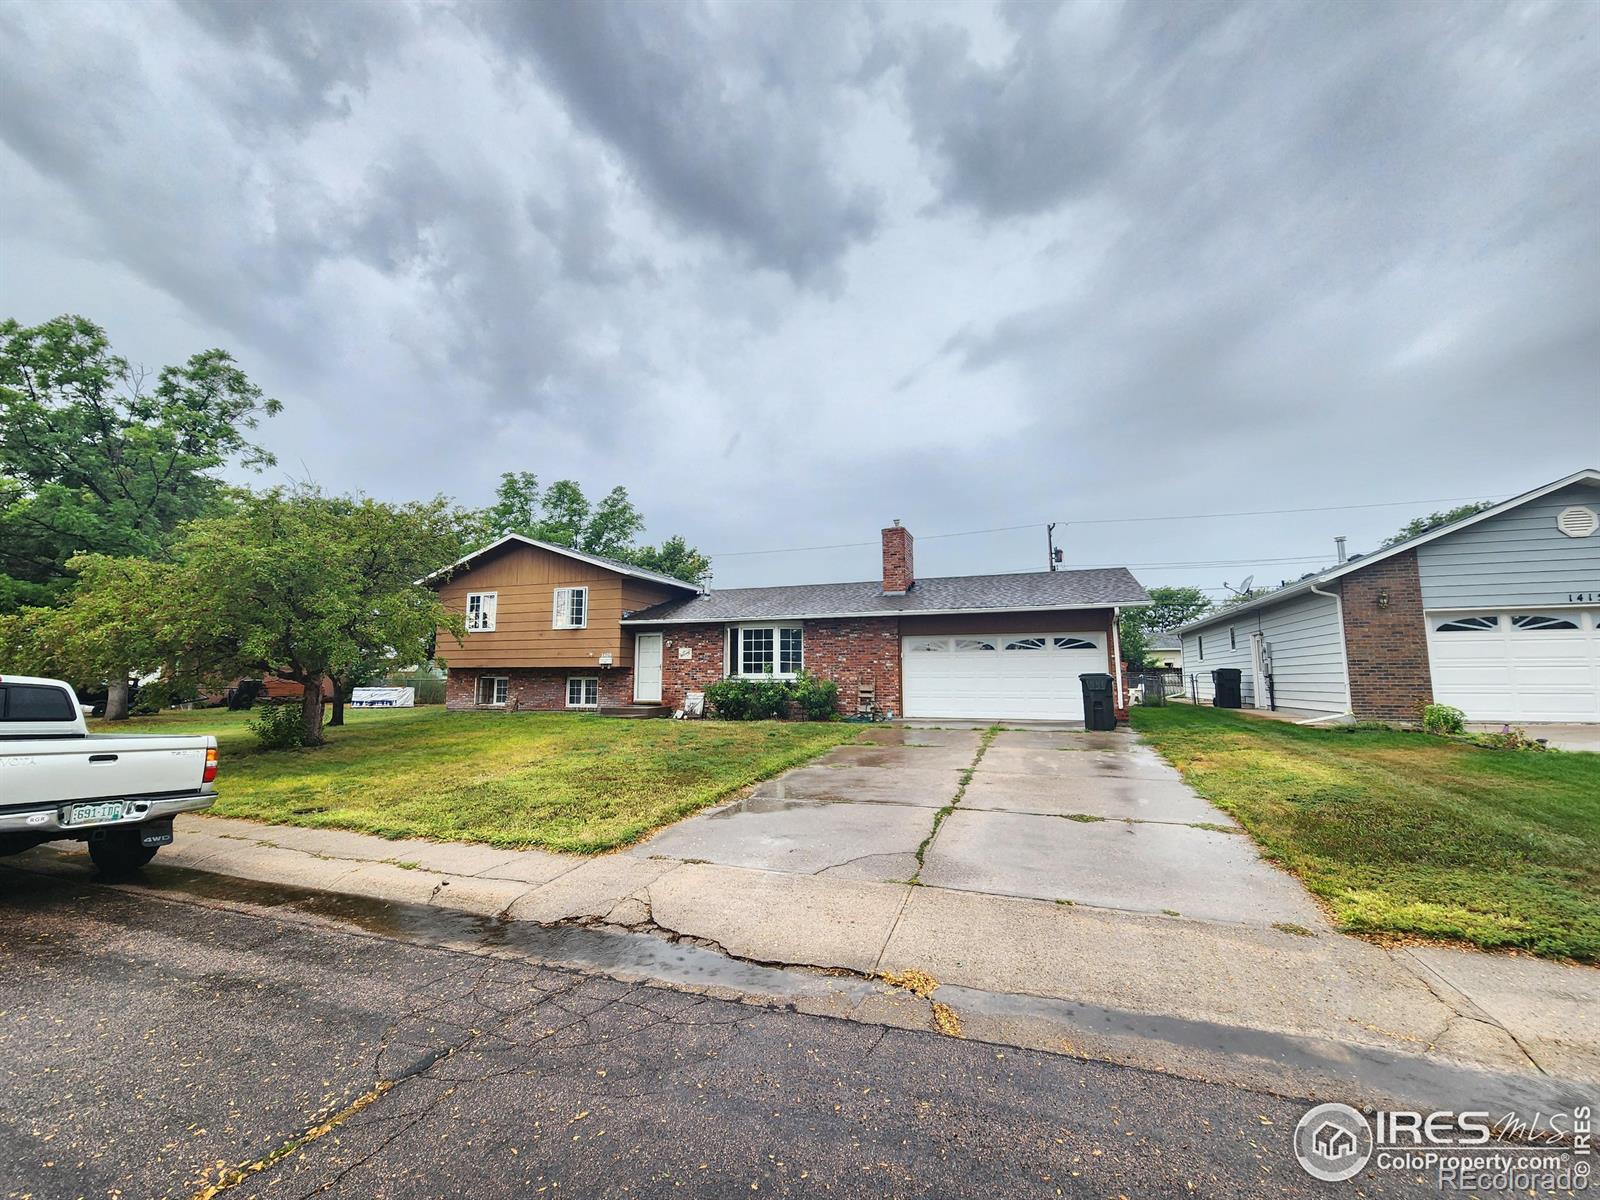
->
[{"left": 1, "top": 737, "right": 208, "bottom": 805}]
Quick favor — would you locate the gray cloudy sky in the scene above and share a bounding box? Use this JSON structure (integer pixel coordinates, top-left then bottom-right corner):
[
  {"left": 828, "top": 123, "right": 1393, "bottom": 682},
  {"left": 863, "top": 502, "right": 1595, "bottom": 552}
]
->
[{"left": 2, "top": 0, "right": 1596, "bottom": 596}]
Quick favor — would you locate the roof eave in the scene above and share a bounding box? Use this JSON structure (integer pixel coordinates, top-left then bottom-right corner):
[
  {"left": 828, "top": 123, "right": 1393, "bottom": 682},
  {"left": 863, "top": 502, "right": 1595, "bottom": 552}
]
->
[
  {"left": 1174, "top": 467, "right": 1600, "bottom": 634},
  {"left": 416, "top": 533, "right": 703, "bottom": 593},
  {"left": 622, "top": 598, "right": 1149, "bottom": 626}
]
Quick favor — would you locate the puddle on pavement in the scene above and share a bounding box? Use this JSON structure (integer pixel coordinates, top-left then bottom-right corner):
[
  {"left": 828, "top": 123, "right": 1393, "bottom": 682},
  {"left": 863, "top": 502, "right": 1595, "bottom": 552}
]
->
[{"left": 118, "top": 862, "right": 874, "bottom": 1004}]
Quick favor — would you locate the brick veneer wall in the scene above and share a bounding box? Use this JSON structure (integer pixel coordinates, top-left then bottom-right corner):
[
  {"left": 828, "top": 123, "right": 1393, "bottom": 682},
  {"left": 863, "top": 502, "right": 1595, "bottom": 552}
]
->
[
  {"left": 1338, "top": 550, "right": 1433, "bottom": 722},
  {"left": 800, "top": 617, "right": 903, "bottom": 716},
  {"left": 650, "top": 617, "right": 904, "bottom": 716},
  {"left": 445, "top": 667, "right": 635, "bottom": 711}
]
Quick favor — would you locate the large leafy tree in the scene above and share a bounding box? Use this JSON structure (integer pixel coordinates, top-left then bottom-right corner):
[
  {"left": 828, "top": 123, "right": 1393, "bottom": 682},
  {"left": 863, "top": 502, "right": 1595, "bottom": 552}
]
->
[
  {"left": 465, "top": 472, "right": 710, "bottom": 584},
  {"left": 149, "top": 489, "right": 466, "bottom": 746},
  {"left": 629, "top": 535, "right": 712, "bottom": 587},
  {"left": 1381, "top": 501, "right": 1494, "bottom": 548},
  {"left": 0, "top": 315, "right": 281, "bottom": 612},
  {"left": 0, "top": 555, "right": 176, "bottom": 709},
  {"left": 1119, "top": 585, "right": 1212, "bottom": 670}
]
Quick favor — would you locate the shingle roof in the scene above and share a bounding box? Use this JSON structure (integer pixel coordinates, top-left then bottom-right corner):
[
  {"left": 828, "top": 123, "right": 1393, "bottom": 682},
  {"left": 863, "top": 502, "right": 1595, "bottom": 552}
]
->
[
  {"left": 621, "top": 568, "right": 1148, "bottom": 624},
  {"left": 1149, "top": 632, "right": 1182, "bottom": 650}
]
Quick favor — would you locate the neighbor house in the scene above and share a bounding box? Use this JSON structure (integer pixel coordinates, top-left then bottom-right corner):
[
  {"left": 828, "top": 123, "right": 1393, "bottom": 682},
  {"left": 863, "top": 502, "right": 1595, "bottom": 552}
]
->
[
  {"left": 1146, "top": 633, "right": 1183, "bottom": 669},
  {"left": 424, "top": 523, "right": 1150, "bottom": 722},
  {"left": 1175, "top": 468, "right": 1600, "bottom": 724}
]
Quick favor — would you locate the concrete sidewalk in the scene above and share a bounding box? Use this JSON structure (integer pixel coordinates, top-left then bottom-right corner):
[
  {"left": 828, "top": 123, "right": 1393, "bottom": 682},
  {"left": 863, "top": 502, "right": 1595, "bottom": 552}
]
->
[{"left": 16, "top": 807, "right": 1598, "bottom": 1108}]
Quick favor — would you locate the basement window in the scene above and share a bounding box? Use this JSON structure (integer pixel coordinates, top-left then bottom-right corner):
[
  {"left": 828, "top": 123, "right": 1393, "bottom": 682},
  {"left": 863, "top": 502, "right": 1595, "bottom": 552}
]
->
[
  {"left": 476, "top": 675, "right": 508, "bottom": 706},
  {"left": 566, "top": 677, "right": 599, "bottom": 708}
]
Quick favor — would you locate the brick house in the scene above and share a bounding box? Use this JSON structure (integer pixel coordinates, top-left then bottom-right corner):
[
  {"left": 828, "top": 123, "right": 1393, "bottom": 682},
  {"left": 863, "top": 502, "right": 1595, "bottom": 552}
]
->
[
  {"left": 1174, "top": 468, "right": 1600, "bottom": 724},
  {"left": 424, "top": 523, "right": 1149, "bottom": 722}
]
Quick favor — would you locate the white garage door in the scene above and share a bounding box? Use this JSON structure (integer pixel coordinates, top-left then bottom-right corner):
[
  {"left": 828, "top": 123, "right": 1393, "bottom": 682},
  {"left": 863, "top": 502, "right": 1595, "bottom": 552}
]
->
[
  {"left": 1426, "top": 610, "right": 1600, "bottom": 722},
  {"left": 902, "top": 632, "right": 1109, "bottom": 721}
]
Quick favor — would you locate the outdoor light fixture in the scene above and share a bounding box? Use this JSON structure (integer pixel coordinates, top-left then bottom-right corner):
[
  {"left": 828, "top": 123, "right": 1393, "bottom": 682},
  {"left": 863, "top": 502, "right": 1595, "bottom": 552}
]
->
[{"left": 1377, "top": 590, "right": 1390, "bottom": 609}]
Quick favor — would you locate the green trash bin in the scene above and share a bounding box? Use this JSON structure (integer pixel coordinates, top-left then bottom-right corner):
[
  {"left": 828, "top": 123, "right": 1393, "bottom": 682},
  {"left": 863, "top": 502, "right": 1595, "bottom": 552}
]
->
[{"left": 1078, "top": 672, "right": 1117, "bottom": 731}]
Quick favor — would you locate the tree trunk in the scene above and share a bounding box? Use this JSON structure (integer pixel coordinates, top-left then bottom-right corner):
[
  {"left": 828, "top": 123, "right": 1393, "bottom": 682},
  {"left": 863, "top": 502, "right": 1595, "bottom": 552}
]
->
[
  {"left": 104, "top": 676, "right": 130, "bottom": 722},
  {"left": 329, "top": 677, "right": 345, "bottom": 727},
  {"left": 301, "top": 680, "right": 326, "bottom": 747}
]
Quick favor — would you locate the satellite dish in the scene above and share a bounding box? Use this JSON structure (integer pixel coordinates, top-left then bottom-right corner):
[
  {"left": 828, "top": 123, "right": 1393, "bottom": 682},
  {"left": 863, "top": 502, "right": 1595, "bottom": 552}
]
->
[{"left": 1238, "top": 575, "right": 1254, "bottom": 594}]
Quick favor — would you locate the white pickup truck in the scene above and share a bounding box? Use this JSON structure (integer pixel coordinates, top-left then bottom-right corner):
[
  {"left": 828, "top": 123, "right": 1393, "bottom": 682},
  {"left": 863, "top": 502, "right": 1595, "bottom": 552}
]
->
[{"left": 0, "top": 675, "right": 218, "bottom": 873}]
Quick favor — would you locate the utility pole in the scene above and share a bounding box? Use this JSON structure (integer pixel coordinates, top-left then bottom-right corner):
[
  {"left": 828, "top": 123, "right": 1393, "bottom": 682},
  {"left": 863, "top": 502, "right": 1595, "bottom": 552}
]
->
[{"left": 1047, "top": 523, "right": 1060, "bottom": 571}]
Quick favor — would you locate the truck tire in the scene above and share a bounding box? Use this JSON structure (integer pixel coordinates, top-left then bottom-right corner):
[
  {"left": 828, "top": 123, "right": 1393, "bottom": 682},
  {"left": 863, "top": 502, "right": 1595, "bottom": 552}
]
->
[{"left": 88, "top": 830, "right": 158, "bottom": 875}]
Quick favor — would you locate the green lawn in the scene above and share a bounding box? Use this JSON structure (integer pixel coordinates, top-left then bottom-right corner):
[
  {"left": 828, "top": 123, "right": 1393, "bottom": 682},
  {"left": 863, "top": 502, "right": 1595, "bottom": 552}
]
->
[
  {"left": 1131, "top": 705, "right": 1600, "bottom": 960},
  {"left": 93, "top": 707, "right": 859, "bottom": 854}
]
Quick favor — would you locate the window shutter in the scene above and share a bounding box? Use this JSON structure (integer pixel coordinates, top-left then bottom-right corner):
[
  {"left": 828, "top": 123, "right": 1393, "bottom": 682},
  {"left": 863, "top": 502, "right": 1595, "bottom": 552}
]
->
[
  {"left": 553, "top": 588, "right": 570, "bottom": 629},
  {"left": 723, "top": 627, "right": 732, "bottom": 677}
]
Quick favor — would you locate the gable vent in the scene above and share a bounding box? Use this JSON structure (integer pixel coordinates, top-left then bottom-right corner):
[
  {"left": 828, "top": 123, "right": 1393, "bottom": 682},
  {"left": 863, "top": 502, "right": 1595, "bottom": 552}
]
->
[{"left": 1557, "top": 505, "right": 1598, "bottom": 538}]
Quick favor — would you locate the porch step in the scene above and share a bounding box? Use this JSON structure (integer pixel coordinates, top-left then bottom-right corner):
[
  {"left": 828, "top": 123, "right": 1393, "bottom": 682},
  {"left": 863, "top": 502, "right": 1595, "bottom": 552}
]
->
[{"left": 599, "top": 704, "right": 672, "bottom": 719}]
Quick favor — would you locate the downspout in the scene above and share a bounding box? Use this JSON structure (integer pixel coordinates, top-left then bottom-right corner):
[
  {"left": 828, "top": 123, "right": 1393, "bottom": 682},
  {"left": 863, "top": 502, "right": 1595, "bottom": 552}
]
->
[
  {"left": 1309, "top": 583, "right": 1353, "bottom": 716},
  {"left": 1111, "top": 606, "right": 1125, "bottom": 712}
]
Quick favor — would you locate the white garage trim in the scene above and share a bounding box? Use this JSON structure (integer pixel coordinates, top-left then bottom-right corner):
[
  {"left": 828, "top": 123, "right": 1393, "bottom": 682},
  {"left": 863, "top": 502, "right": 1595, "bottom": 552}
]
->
[
  {"left": 901, "top": 631, "right": 1108, "bottom": 721},
  {"left": 1426, "top": 608, "right": 1600, "bottom": 723}
]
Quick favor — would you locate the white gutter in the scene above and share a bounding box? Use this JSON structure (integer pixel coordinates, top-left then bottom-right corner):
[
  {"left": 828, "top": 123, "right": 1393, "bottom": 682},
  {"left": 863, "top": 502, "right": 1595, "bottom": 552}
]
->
[
  {"left": 1111, "top": 605, "right": 1125, "bottom": 710},
  {"left": 1309, "top": 583, "right": 1354, "bottom": 716}
]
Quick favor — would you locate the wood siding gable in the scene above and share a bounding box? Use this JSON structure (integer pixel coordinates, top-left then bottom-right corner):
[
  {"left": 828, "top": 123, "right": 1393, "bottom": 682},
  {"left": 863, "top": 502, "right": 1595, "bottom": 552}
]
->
[{"left": 435, "top": 543, "right": 684, "bottom": 669}]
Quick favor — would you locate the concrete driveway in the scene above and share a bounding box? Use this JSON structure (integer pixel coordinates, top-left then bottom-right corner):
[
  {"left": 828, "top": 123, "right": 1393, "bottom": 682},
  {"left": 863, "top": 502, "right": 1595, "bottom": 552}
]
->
[{"left": 628, "top": 724, "right": 1324, "bottom": 928}]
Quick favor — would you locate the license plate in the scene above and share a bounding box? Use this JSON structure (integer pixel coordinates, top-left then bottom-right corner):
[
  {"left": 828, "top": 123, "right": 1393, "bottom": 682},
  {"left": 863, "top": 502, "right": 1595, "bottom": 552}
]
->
[{"left": 66, "top": 801, "right": 126, "bottom": 826}]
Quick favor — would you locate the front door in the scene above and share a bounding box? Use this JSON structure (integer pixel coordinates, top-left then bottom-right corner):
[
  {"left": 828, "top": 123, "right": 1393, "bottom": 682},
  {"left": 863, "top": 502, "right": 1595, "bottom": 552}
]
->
[
  {"left": 634, "top": 633, "right": 664, "bottom": 703},
  {"left": 1250, "top": 632, "right": 1270, "bottom": 709}
]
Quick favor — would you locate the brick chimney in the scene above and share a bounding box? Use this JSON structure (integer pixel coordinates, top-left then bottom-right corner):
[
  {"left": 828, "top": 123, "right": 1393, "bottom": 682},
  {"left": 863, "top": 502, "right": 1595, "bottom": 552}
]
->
[{"left": 882, "top": 521, "right": 914, "bottom": 595}]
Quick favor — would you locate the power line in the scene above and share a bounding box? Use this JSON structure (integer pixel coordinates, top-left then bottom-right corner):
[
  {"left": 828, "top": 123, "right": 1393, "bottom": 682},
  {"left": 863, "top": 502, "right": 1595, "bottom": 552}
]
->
[{"left": 708, "top": 493, "right": 1497, "bottom": 558}]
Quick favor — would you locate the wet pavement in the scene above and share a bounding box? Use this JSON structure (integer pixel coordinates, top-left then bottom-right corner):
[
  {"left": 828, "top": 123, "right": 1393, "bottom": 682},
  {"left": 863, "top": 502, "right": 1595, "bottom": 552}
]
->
[
  {"left": 630, "top": 725, "right": 1322, "bottom": 925},
  {"left": 0, "top": 867, "right": 1466, "bottom": 1199}
]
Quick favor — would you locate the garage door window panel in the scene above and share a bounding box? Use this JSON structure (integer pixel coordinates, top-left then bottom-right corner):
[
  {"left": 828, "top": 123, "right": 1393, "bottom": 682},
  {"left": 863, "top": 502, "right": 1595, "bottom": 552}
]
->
[
  {"left": 1053, "top": 636, "right": 1098, "bottom": 651},
  {"left": 953, "top": 638, "right": 997, "bottom": 651},
  {"left": 1435, "top": 616, "right": 1500, "bottom": 633},
  {"left": 1512, "top": 615, "right": 1580, "bottom": 631},
  {"left": 1004, "top": 637, "right": 1046, "bottom": 651}
]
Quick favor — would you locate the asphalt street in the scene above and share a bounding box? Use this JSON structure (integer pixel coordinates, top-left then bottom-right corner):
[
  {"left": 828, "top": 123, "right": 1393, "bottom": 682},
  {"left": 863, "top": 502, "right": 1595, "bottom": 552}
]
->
[{"left": 1, "top": 865, "right": 1447, "bottom": 1199}]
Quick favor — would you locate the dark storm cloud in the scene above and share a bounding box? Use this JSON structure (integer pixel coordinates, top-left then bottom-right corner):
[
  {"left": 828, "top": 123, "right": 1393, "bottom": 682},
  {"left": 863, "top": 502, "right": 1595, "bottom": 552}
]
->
[
  {"left": 468, "top": 0, "right": 884, "bottom": 283},
  {"left": 910, "top": 0, "right": 1600, "bottom": 449},
  {"left": 338, "top": 139, "right": 652, "bottom": 423},
  {"left": 0, "top": 0, "right": 1594, "bottom": 593},
  {"left": 176, "top": 0, "right": 414, "bottom": 133}
]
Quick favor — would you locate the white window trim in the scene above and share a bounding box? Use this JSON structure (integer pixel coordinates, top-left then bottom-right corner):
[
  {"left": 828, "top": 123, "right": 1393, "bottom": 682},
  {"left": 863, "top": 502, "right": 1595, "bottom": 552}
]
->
[
  {"left": 477, "top": 675, "right": 508, "bottom": 707},
  {"left": 732, "top": 622, "right": 805, "bottom": 680},
  {"left": 465, "top": 591, "right": 498, "bottom": 633},
  {"left": 566, "top": 675, "right": 600, "bottom": 709},
  {"left": 553, "top": 586, "right": 589, "bottom": 630}
]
